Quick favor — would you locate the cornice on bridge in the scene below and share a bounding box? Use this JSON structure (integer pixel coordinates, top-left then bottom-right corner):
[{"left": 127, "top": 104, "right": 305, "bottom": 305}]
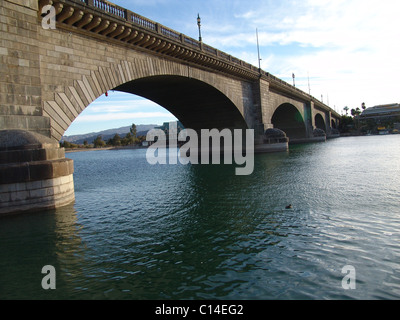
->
[{"left": 38, "top": 0, "right": 339, "bottom": 118}]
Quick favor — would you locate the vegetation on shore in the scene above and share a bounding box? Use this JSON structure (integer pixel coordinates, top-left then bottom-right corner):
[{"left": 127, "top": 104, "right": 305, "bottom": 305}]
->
[
  {"left": 60, "top": 123, "right": 146, "bottom": 149},
  {"left": 339, "top": 103, "right": 400, "bottom": 135}
]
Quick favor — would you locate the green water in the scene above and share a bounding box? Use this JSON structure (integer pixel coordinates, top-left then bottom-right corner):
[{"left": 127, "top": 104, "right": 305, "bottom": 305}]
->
[{"left": 1, "top": 135, "right": 400, "bottom": 299}]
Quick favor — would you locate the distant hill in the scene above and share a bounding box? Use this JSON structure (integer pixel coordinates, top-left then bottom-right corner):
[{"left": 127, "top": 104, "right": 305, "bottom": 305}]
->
[{"left": 62, "top": 124, "right": 158, "bottom": 144}]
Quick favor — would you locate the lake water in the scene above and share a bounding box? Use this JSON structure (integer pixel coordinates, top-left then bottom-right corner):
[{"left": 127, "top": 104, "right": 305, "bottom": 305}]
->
[{"left": 1, "top": 135, "right": 400, "bottom": 300}]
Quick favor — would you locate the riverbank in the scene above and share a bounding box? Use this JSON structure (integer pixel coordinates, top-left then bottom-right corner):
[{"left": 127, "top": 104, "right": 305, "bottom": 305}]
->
[
  {"left": 65, "top": 145, "right": 145, "bottom": 153},
  {"left": 339, "top": 131, "right": 400, "bottom": 137}
]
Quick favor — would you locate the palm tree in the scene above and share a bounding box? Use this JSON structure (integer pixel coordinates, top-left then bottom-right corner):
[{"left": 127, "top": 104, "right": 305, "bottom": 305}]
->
[
  {"left": 343, "top": 106, "right": 349, "bottom": 115},
  {"left": 361, "top": 102, "right": 366, "bottom": 111}
]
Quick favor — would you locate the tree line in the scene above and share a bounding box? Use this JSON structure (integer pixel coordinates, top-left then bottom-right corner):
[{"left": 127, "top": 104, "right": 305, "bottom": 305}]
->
[
  {"left": 61, "top": 124, "right": 146, "bottom": 149},
  {"left": 339, "top": 102, "right": 400, "bottom": 134},
  {"left": 342, "top": 102, "right": 366, "bottom": 118},
  {"left": 338, "top": 103, "right": 366, "bottom": 133}
]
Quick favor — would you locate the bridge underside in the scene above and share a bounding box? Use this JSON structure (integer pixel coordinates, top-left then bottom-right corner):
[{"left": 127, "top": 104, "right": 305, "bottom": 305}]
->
[
  {"left": 115, "top": 76, "right": 248, "bottom": 131},
  {"left": 272, "top": 103, "right": 307, "bottom": 140},
  {"left": 315, "top": 114, "right": 326, "bottom": 131}
]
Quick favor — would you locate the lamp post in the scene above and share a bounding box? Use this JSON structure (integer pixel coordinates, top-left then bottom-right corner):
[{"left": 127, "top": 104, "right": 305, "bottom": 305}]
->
[
  {"left": 197, "top": 13, "right": 202, "bottom": 42},
  {"left": 256, "top": 28, "right": 261, "bottom": 74}
]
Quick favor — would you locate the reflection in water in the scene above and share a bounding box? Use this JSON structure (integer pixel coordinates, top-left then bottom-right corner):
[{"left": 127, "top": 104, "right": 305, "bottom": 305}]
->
[
  {"left": 1, "top": 135, "right": 400, "bottom": 299},
  {"left": 0, "top": 205, "right": 83, "bottom": 299},
  {"left": 52, "top": 205, "right": 88, "bottom": 297}
]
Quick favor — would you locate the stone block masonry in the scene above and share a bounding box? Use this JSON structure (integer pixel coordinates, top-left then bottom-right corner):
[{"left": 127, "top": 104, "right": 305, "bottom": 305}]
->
[
  {"left": 0, "top": 130, "right": 74, "bottom": 215},
  {"left": 0, "top": 0, "right": 51, "bottom": 137}
]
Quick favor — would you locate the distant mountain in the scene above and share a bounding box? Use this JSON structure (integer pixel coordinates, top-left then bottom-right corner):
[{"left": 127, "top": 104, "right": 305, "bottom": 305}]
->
[{"left": 62, "top": 124, "right": 158, "bottom": 144}]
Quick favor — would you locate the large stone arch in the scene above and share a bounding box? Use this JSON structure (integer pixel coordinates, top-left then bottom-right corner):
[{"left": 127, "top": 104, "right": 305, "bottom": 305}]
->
[
  {"left": 271, "top": 103, "right": 307, "bottom": 140},
  {"left": 42, "top": 58, "right": 251, "bottom": 141},
  {"left": 114, "top": 75, "right": 248, "bottom": 131}
]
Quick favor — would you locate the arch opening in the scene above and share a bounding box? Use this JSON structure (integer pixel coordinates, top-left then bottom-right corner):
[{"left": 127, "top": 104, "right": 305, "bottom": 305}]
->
[
  {"left": 271, "top": 103, "right": 306, "bottom": 140},
  {"left": 315, "top": 114, "right": 326, "bottom": 132},
  {"left": 63, "top": 91, "right": 178, "bottom": 138},
  {"left": 114, "top": 75, "right": 248, "bottom": 132}
]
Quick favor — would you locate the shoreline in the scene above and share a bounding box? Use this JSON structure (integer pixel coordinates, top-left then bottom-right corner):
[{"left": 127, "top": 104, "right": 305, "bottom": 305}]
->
[
  {"left": 64, "top": 132, "right": 400, "bottom": 153},
  {"left": 65, "top": 146, "right": 145, "bottom": 153}
]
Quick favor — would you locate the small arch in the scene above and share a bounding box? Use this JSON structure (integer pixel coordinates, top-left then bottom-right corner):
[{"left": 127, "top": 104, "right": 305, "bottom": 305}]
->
[
  {"left": 315, "top": 114, "right": 326, "bottom": 132},
  {"left": 271, "top": 103, "right": 306, "bottom": 140}
]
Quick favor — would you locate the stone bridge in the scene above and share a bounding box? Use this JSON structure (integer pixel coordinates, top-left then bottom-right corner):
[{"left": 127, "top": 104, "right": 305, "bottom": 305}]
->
[{"left": 0, "top": 0, "right": 341, "bottom": 215}]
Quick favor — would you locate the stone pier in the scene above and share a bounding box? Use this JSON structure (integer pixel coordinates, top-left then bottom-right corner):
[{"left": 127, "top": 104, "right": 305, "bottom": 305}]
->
[{"left": 0, "top": 130, "right": 74, "bottom": 215}]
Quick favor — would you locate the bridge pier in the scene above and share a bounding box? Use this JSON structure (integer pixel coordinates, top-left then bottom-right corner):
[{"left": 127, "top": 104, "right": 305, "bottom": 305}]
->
[
  {"left": 252, "top": 79, "right": 289, "bottom": 152},
  {"left": 254, "top": 128, "right": 289, "bottom": 153},
  {"left": 0, "top": 130, "right": 75, "bottom": 216}
]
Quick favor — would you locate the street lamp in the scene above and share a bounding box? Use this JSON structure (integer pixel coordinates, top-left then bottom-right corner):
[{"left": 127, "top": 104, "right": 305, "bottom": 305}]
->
[{"left": 197, "top": 13, "right": 202, "bottom": 42}]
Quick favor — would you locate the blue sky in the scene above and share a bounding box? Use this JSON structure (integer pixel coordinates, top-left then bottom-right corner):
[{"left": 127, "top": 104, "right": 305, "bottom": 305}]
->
[{"left": 65, "top": 0, "right": 400, "bottom": 135}]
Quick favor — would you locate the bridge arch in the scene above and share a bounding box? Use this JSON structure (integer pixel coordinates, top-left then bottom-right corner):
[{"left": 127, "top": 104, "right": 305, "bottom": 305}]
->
[
  {"left": 271, "top": 103, "right": 306, "bottom": 140},
  {"left": 315, "top": 113, "right": 326, "bottom": 132},
  {"left": 43, "top": 59, "right": 250, "bottom": 141},
  {"left": 114, "top": 75, "right": 248, "bottom": 131}
]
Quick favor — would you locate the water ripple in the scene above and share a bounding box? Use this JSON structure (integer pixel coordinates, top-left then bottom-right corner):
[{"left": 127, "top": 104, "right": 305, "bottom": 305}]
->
[{"left": 1, "top": 136, "right": 400, "bottom": 299}]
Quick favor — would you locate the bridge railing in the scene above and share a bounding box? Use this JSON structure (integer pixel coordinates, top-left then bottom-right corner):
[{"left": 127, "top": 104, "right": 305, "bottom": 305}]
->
[
  {"left": 128, "top": 12, "right": 157, "bottom": 31},
  {"left": 183, "top": 35, "right": 202, "bottom": 50},
  {"left": 160, "top": 25, "right": 181, "bottom": 41},
  {"left": 203, "top": 44, "right": 217, "bottom": 55},
  {"left": 91, "top": 0, "right": 126, "bottom": 19},
  {"left": 80, "top": 0, "right": 254, "bottom": 68}
]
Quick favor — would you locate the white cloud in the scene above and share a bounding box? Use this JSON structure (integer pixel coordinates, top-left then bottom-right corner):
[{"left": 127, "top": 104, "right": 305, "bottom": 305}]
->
[
  {"left": 202, "top": 0, "right": 400, "bottom": 109},
  {"left": 87, "top": 98, "right": 163, "bottom": 113},
  {"left": 74, "top": 112, "right": 176, "bottom": 123}
]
